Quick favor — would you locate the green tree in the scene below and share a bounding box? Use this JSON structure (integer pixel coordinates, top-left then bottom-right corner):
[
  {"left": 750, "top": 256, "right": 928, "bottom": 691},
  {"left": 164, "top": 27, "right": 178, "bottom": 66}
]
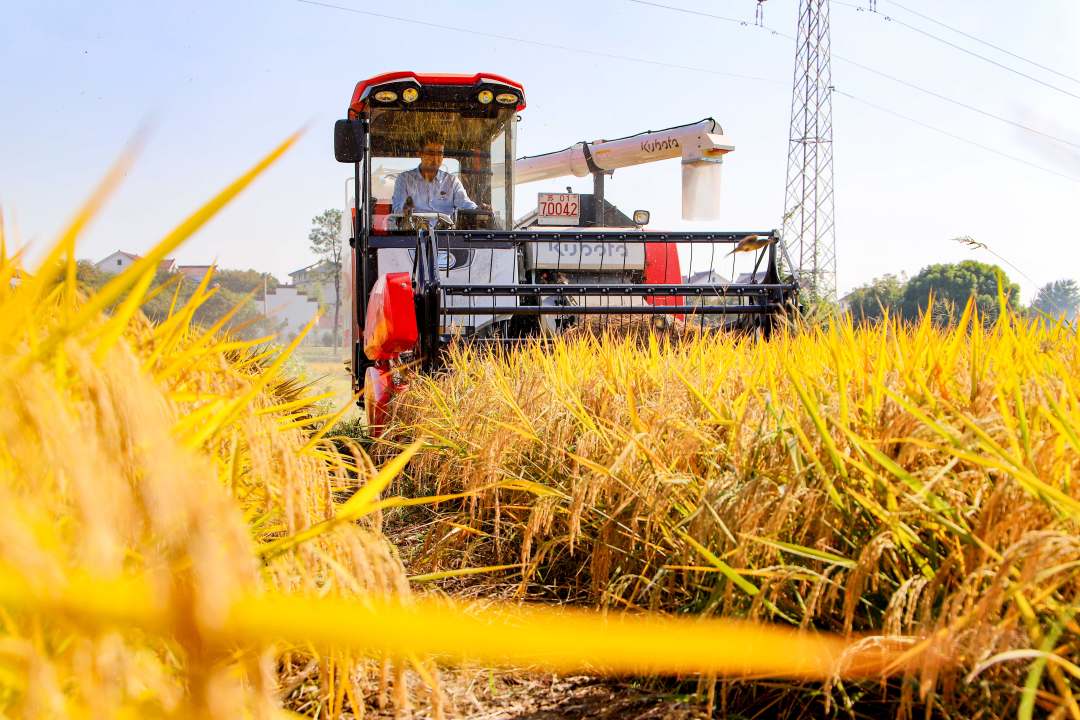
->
[
  {"left": 844, "top": 273, "right": 906, "bottom": 323},
  {"left": 1031, "top": 279, "right": 1079, "bottom": 321},
  {"left": 75, "top": 260, "right": 110, "bottom": 291},
  {"left": 212, "top": 268, "right": 280, "bottom": 300},
  {"left": 900, "top": 260, "right": 1019, "bottom": 325},
  {"left": 69, "top": 262, "right": 279, "bottom": 340},
  {"left": 139, "top": 269, "right": 274, "bottom": 341},
  {"left": 308, "top": 209, "right": 344, "bottom": 349}
]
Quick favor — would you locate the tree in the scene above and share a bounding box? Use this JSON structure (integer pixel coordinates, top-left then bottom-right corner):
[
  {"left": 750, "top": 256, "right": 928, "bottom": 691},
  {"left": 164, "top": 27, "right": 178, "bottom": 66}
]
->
[
  {"left": 900, "top": 260, "right": 1019, "bottom": 325},
  {"left": 212, "top": 268, "right": 280, "bottom": 300},
  {"left": 138, "top": 270, "right": 271, "bottom": 340},
  {"left": 308, "top": 209, "right": 344, "bottom": 349},
  {"left": 844, "top": 273, "right": 906, "bottom": 324},
  {"left": 1031, "top": 279, "right": 1080, "bottom": 321},
  {"left": 75, "top": 260, "right": 110, "bottom": 291},
  {"left": 67, "top": 262, "right": 277, "bottom": 340}
]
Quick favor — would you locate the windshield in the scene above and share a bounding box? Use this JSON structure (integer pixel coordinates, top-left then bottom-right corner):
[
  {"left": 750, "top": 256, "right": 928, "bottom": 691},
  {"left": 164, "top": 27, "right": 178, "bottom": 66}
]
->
[{"left": 367, "top": 107, "right": 516, "bottom": 229}]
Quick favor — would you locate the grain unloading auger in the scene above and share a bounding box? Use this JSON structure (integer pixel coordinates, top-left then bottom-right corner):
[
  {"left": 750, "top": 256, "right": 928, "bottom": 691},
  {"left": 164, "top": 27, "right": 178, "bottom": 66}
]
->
[{"left": 334, "top": 71, "right": 798, "bottom": 431}]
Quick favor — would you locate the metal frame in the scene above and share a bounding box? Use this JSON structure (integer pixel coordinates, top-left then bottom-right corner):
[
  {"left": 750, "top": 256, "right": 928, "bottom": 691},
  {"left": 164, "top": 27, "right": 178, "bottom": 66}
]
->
[
  {"left": 346, "top": 140, "right": 800, "bottom": 388},
  {"left": 401, "top": 228, "right": 797, "bottom": 371}
]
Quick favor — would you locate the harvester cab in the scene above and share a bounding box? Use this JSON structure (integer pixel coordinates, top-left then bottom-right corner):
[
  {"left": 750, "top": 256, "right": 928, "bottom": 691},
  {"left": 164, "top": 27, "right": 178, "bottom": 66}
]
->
[{"left": 335, "top": 71, "right": 798, "bottom": 432}]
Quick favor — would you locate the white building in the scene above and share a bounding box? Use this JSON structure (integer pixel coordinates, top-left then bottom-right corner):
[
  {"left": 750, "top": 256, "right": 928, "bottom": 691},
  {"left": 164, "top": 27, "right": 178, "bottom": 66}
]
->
[
  {"left": 288, "top": 260, "right": 339, "bottom": 305},
  {"left": 289, "top": 260, "right": 348, "bottom": 338},
  {"left": 263, "top": 285, "right": 320, "bottom": 340},
  {"left": 95, "top": 250, "right": 141, "bottom": 275},
  {"left": 95, "top": 250, "right": 177, "bottom": 276}
]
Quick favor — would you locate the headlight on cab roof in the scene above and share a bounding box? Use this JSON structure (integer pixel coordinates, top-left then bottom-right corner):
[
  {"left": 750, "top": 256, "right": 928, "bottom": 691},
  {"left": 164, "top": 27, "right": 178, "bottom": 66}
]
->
[
  {"left": 402, "top": 87, "right": 419, "bottom": 103},
  {"left": 477, "top": 90, "right": 494, "bottom": 104},
  {"left": 495, "top": 92, "right": 518, "bottom": 105},
  {"left": 373, "top": 89, "right": 398, "bottom": 103}
]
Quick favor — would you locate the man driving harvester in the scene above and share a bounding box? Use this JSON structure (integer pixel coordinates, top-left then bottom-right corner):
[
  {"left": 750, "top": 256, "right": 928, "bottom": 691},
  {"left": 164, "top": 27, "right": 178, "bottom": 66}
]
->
[{"left": 391, "top": 133, "right": 478, "bottom": 215}]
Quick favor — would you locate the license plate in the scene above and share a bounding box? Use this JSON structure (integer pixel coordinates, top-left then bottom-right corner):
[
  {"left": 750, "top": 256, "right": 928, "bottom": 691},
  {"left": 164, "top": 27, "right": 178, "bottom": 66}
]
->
[{"left": 537, "top": 193, "right": 581, "bottom": 226}]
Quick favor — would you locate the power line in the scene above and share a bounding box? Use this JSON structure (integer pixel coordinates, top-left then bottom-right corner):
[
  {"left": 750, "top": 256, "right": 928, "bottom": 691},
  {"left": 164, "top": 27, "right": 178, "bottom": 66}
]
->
[
  {"left": 298, "top": 0, "right": 1080, "bottom": 186},
  {"left": 834, "top": 54, "right": 1080, "bottom": 152},
  {"left": 885, "top": 0, "right": 1080, "bottom": 87},
  {"left": 626, "top": 0, "right": 1080, "bottom": 151},
  {"left": 833, "top": 0, "right": 1080, "bottom": 102},
  {"left": 626, "top": 0, "right": 746, "bottom": 26},
  {"left": 833, "top": 89, "right": 1080, "bottom": 184},
  {"left": 294, "top": 0, "right": 781, "bottom": 85}
]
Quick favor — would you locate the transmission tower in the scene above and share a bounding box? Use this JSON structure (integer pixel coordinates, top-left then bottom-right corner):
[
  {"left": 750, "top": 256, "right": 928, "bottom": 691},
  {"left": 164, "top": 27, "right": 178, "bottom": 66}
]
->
[{"left": 782, "top": 0, "right": 837, "bottom": 300}]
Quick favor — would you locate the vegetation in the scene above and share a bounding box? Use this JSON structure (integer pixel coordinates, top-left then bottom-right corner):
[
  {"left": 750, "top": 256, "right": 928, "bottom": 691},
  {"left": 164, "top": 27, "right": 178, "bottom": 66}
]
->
[
  {"left": 76, "top": 259, "right": 279, "bottom": 339},
  {"left": 389, "top": 304, "right": 1080, "bottom": 717},
  {"left": 213, "top": 267, "right": 282, "bottom": 299},
  {"left": 900, "top": 260, "right": 1019, "bottom": 324},
  {"left": 847, "top": 261, "right": 1020, "bottom": 325},
  {"left": 1032, "top": 278, "right": 1080, "bottom": 321},
  {"left": 844, "top": 272, "right": 906, "bottom": 323}
]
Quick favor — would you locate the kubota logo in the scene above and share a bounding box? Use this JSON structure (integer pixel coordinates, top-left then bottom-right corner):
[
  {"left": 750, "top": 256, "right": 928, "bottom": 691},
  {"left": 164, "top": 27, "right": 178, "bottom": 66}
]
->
[{"left": 641, "top": 137, "right": 679, "bottom": 153}]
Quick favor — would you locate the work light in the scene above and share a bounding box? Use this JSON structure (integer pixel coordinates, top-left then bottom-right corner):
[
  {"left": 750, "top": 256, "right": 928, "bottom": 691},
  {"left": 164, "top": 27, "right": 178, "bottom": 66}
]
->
[
  {"left": 495, "top": 92, "right": 518, "bottom": 105},
  {"left": 402, "top": 87, "right": 419, "bottom": 103},
  {"left": 373, "top": 90, "right": 398, "bottom": 103},
  {"left": 477, "top": 90, "right": 493, "bottom": 104}
]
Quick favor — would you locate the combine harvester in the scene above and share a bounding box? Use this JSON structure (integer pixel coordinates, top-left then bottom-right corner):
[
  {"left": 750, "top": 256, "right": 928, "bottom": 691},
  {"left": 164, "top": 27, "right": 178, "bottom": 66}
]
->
[{"left": 334, "top": 71, "right": 798, "bottom": 430}]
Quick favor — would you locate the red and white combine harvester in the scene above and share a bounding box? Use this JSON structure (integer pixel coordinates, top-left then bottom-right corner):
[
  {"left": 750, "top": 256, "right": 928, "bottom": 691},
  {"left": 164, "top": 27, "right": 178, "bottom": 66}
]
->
[{"left": 334, "top": 71, "right": 798, "bottom": 432}]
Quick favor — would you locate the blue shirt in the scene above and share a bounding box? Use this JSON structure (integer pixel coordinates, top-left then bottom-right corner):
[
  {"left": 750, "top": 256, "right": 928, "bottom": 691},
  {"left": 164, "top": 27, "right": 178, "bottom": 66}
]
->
[{"left": 391, "top": 167, "right": 477, "bottom": 215}]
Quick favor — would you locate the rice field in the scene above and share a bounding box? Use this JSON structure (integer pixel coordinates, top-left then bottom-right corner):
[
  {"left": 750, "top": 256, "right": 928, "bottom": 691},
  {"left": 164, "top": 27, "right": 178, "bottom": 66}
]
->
[
  {"left": 387, "top": 305, "right": 1080, "bottom": 718},
  {"left": 290, "top": 346, "right": 359, "bottom": 420},
  {"left": 0, "top": 138, "right": 910, "bottom": 719}
]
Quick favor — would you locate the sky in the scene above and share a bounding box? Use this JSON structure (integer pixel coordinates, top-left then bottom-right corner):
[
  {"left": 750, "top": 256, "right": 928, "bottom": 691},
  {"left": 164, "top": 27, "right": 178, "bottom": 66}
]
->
[{"left": 2, "top": 0, "right": 1078, "bottom": 300}]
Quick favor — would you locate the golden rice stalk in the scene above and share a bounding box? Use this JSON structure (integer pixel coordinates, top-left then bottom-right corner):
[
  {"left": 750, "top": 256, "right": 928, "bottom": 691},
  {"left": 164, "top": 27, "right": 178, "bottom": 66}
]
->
[
  {"left": 388, "top": 305, "right": 1080, "bottom": 717},
  {"left": 0, "top": 136, "right": 910, "bottom": 719},
  {"left": 0, "top": 135, "right": 420, "bottom": 718}
]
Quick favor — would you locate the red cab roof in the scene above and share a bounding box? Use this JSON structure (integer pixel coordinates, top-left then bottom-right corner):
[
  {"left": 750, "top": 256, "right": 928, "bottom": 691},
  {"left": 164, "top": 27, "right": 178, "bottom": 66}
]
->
[{"left": 349, "top": 71, "right": 526, "bottom": 113}]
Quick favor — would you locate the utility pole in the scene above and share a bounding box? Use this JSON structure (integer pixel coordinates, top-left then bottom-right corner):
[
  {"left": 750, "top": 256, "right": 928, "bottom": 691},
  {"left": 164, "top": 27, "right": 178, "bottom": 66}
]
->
[{"left": 782, "top": 0, "right": 838, "bottom": 301}]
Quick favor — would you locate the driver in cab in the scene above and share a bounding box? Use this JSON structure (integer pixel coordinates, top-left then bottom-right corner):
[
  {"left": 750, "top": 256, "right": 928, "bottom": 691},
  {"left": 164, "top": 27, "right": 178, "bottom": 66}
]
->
[{"left": 391, "top": 134, "right": 477, "bottom": 216}]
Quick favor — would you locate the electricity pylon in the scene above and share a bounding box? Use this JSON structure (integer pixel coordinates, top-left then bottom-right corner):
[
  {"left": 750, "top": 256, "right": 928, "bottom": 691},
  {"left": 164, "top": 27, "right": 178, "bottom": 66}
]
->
[{"left": 782, "top": 0, "right": 838, "bottom": 300}]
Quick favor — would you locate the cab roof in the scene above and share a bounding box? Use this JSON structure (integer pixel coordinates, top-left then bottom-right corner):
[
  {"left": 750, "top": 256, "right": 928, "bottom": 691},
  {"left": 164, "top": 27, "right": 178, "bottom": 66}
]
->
[{"left": 350, "top": 71, "right": 526, "bottom": 114}]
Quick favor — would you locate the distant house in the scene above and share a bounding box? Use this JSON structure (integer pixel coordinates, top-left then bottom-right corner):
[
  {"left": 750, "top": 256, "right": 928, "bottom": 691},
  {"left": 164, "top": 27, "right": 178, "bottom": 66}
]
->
[
  {"left": 288, "top": 260, "right": 339, "bottom": 295},
  {"left": 289, "top": 260, "right": 345, "bottom": 332},
  {"left": 263, "top": 285, "right": 320, "bottom": 337},
  {"left": 95, "top": 251, "right": 177, "bottom": 275},
  {"left": 734, "top": 270, "right": 769, "bottom": 285},
  {"left": 95, "top": 251, "right": 141, "bottom": 275},
  {"left": 685, "top": 270, "right": 728, "bottom": 285},
  {"left": 177, "top": 265, "right": 212, "bottom": 283}
]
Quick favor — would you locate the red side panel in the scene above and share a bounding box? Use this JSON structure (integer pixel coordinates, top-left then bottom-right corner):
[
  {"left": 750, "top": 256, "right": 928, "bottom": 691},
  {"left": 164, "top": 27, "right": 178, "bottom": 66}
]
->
[
  {"left": 363, "top": 272, "right": 418, "bottom": 360},
  {"left": 643, "top": 243, "right": 682, "bottom": 306},
  {"left": 364, "top": 362, "right": 393, "bottom": 434}
]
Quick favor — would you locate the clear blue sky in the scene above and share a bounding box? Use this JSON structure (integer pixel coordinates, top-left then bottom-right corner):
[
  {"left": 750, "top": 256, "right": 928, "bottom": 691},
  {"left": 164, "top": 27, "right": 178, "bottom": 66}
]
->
[{"left": 2, "top": 0, "right": 1078, "bottom": 298}]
